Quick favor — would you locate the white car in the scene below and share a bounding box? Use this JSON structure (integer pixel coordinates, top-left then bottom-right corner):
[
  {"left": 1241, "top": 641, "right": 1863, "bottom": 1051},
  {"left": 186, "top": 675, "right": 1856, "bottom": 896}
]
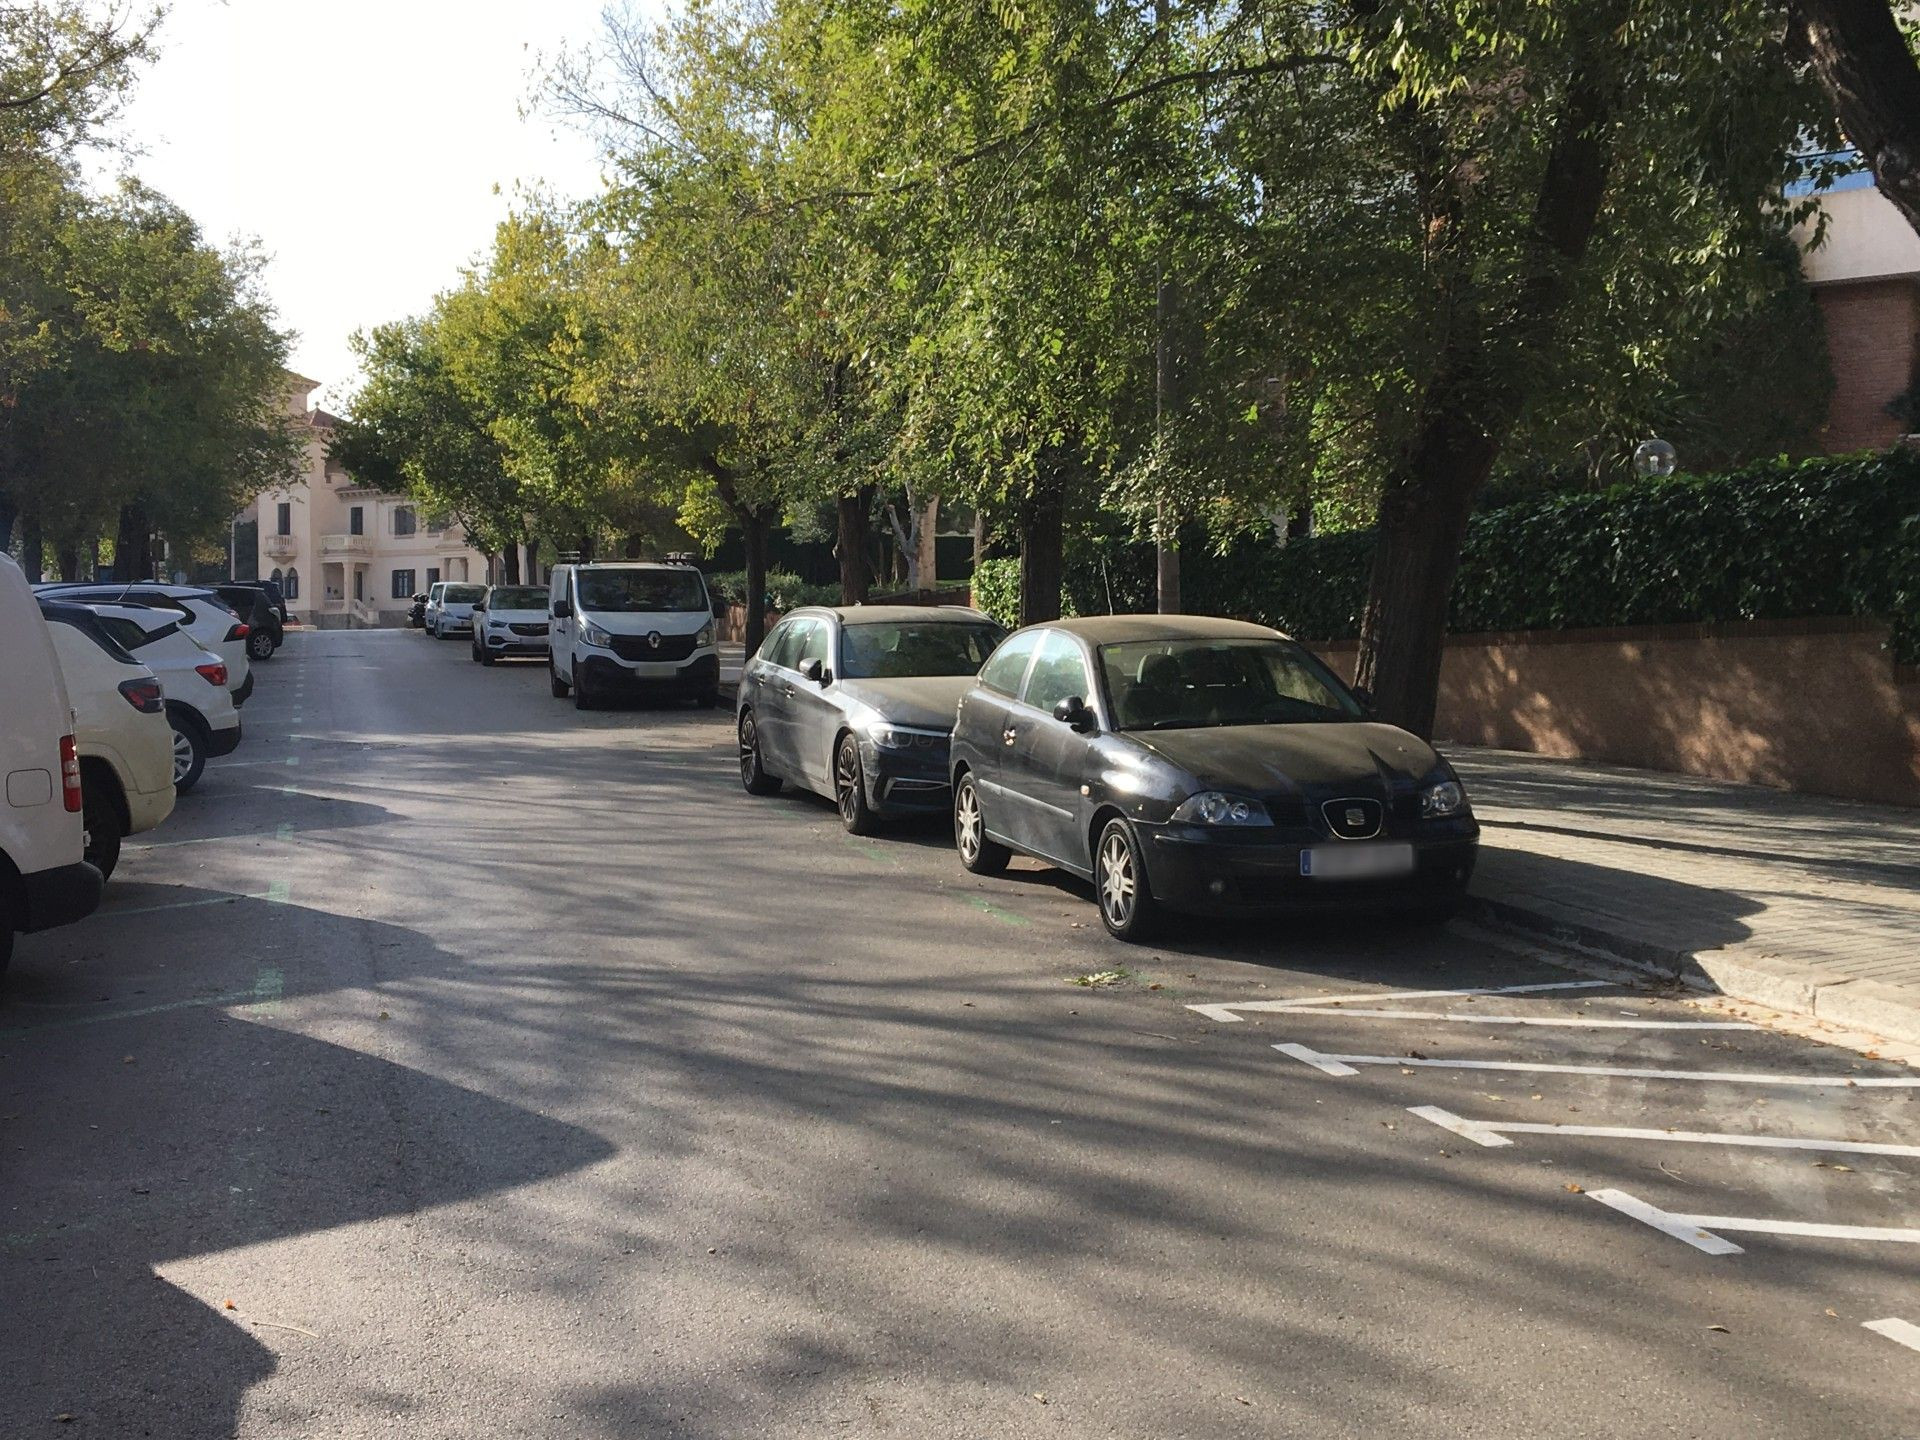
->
[
  {"left": 470, "top": 584, "right": 551, "bottom": 665},
  {"left": 0, "top": 555, "right": 102, "bottom": 975},
  {"left": 85, "top": 603, "right": 243, "bottom": 791},
  {"left": 38, "top": 583, "right": 254, "bottom": 706},
  {"left": 546, "top": 562, "right": 721, "bottom": 709},
  {"left": 39, "top": 600, "right": 176, "bottom": 879},
  {"left": 425, "top": 582, "right": 486, "bottom": 639}
]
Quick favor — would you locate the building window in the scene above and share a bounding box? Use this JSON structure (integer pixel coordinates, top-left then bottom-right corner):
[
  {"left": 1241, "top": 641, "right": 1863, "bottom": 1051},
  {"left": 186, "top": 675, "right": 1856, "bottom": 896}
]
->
[
  {"left": 276, "top": 502, "right": 291, "bottom": 536},
  {"left": 349, "top": 506, "right": 364, "bottom": 536},
  {"left": 284, "top": 568, "right": 299, "bottom": 600},
  {"left": 270, "top": 567, "right": 283, "bottom": 586},
  {"left": 353, "top": 569, "right": 364, "bottom": 601},
  {"left": 425, "top": 566, "right": 440, "bottom": 587},
  {"left": 392, "top": 505, "right": 416, "bottom": 537},
  {"left": 391, "top": 568, "right": 416, "bottom": 599}
]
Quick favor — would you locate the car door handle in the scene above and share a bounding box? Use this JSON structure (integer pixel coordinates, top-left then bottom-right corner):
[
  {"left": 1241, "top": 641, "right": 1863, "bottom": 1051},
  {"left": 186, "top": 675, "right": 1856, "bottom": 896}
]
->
[
  {"left": 1002, "top": 727, "right": 1018, "bottom": 746},
  {"left": 782, "top": 685, "right": 797, "bottom": 699}
]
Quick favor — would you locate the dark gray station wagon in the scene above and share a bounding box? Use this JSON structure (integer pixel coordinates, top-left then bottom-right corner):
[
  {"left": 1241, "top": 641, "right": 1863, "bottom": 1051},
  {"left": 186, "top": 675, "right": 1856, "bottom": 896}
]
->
[{"left": 948, "top": 615, "right": 1479, "bottom": 939}]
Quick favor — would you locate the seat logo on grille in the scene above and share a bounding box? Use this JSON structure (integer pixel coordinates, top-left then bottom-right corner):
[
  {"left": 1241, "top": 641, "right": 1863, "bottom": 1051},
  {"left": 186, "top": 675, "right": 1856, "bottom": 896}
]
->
[{"left": 1345, "top": 806, "right": 1366, "bottom": 828}]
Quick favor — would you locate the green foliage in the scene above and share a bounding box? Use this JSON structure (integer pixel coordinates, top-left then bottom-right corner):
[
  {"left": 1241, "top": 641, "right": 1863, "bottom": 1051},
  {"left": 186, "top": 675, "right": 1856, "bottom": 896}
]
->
[
  {"left": 1191, "top": 454, "right": 1920, "bottom": 661},
  {"left": 704, "top": 568, "right": 838, "bottom": 612},
  {"left": 970, "top": 557, "right": 1020, "bottom": 629}
]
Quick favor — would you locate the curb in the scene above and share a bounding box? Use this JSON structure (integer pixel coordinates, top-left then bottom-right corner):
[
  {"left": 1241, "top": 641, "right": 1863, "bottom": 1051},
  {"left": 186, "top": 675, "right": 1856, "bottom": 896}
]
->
[{"left": 1467, "top": 893, "right": 1920, "bottom": 1049}]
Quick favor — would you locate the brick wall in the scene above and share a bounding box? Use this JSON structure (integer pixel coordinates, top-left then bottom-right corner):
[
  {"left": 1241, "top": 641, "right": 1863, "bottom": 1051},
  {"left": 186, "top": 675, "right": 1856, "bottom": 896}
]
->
[
  {"left": 1815, "top": 278, "right": 1920, "bottom": 452},
  {"left": 1315, "top": 619, "right": 1920, "bottom": 806}
]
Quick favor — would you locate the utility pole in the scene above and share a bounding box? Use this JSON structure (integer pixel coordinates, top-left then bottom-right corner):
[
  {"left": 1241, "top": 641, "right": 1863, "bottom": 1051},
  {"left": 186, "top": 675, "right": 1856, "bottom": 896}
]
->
[{"left": 1154, "top": 0, "right": 1181, "bottom": 615}]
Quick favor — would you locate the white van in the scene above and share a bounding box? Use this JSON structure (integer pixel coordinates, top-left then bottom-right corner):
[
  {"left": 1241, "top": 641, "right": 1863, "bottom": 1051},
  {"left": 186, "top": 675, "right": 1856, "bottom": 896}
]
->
[
  {"left": 547, "top": 562, "right": 720, "bottom": 710},
  {"left": 40, "top": 600, "right": 176, "bottom": 878},
  {"left": 0, "top": 554, "right": 103, "bottom": 974}
]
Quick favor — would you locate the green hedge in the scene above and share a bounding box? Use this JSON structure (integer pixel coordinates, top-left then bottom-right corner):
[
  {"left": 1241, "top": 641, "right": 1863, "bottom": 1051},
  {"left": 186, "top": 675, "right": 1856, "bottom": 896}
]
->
[
  {"left": 1194, "top": 452, "right": 1920, "bottom": 662},
  {"left": 705, "top": 568, "right": 840, "bottom": 612}
]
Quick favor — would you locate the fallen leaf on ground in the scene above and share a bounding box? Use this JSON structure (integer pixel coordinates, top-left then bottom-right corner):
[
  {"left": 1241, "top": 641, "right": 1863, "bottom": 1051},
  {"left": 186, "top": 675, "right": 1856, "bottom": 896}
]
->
[
  {"left": 223, "top": 1299, "right": 237, "bottom": 1311},
  {"left": 1706, "top": 1324, "right": 1730, "bottom": 1334},
  {"left": 1564, "top": 1183, "right": 1584, "bottom": 1193}
]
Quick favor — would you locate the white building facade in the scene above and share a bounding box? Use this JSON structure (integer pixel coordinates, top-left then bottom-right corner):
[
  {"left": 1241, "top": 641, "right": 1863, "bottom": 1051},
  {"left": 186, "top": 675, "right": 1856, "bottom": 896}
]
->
[{"left": 247, "top": 376, "right": 492, "bottom": 628}]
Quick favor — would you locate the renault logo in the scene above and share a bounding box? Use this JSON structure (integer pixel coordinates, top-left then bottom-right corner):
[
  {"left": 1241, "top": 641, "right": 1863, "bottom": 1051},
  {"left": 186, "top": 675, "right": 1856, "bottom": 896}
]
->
[
  {"left": 647, "top": 631, "right": 662, "bottom": 650},
  {"left": 1345, "top": 806, "right": 1366, "bottom": 829}
]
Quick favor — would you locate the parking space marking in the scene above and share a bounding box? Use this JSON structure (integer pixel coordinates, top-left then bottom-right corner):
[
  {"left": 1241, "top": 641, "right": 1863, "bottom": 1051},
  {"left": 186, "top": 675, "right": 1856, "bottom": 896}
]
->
[
  {"left": 1589, "top": 1189, "right": 1920, "bottom": 1254},
  {"left": 3, "top": 983, "right": 267, "bottom": 1034},
  {"left": 218, "top": 756, "right": 301, "bottom": 768},
  {"left": 129, "top": 824, "right": 297, "bottom": 852},
  {"left": 1864, "top": 1318, "right": 1920, "bottom": 1353},
  {"left": 108, "top": 879, "right": 290, "bottom": 918},
  {"left": 1188, "top": 980, "right": 1608, "bottom": 1023},
  {"left": 1272, "top": 1043, "right": 1920, "bottom": 1087},
  {"left": 1266, "top": 1005, "right": 1754, "bottom": 1030},
  {"left": 1408, "top": 1105, "right": 1920, "bottom": 1158}
]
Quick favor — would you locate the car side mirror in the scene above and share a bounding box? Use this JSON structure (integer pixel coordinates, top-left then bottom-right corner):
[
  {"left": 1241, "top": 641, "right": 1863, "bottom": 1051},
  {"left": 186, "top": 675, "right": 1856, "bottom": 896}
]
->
[
  {"left": 1053, "top": 695, "right": 1096, "bottom": 732},
  {"left": 552, "top": 599, "right": 572, "bottom": 619},
  {"left": 799, "top": 658, "right": 828, "bottom": 685},
  {"left": 1350, "top": 685, "right": 1376, "bottom": 716}
]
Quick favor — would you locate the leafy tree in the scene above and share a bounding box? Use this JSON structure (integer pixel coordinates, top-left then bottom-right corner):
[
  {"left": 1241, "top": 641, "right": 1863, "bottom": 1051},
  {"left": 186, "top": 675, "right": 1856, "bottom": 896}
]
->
[{"left": 1794, "top": 0, "right": 1920, "bottom": 237}]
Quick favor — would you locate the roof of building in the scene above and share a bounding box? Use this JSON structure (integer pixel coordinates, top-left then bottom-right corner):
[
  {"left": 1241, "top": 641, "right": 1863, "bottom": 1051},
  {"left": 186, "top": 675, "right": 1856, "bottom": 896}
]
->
[{"left": 308, "top": 408, "right": 342, "bottom": 430}]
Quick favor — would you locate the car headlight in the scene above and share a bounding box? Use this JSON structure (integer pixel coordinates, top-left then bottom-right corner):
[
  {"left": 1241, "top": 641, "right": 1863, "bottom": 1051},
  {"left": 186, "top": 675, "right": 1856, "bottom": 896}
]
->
[
  {"left": 488, "top": 617, "right": 507, "bottom": 629},
  {"left": 695, "top": 623, "right": 714, "bottom": 647},
  {"left": 1172, "top": 791, "right": 1272, "bottom": 826},
  {"left": 862, "top": 721, "right": 947, "bottom": 750},
  {"left": 582, "top": 621, "right": 615, "bottom": 648},
  {"left": 1421, "top": 779, "right": 1468, "bottom": 818}
]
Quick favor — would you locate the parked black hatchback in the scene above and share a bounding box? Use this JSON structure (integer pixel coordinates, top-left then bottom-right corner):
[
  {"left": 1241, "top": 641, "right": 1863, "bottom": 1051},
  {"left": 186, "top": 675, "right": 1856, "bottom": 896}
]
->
[{"left": 948, "top": 616, "right": 1479, "bottom": 940}]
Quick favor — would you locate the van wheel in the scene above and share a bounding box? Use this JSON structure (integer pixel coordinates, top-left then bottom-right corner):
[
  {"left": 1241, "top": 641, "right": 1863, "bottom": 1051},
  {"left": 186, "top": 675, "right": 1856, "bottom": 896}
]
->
[
  {"left": 83, "top": 788, "right": 123, "bottom": 881},
  {"left": 550, "top": 660, "right": 570, "bottom": 698},
  {"left": 573, "top": 667, "right": 595, "bottom": 710},
  {"left": 167, "top": 707, "right": 209, "bottom": 793}
]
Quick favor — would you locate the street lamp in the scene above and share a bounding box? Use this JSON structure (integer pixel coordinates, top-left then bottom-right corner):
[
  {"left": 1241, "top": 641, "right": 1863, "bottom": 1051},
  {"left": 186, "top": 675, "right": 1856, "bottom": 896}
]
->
[{"left": 1632, "top": 437, "right": 1677, "bottom": 479}]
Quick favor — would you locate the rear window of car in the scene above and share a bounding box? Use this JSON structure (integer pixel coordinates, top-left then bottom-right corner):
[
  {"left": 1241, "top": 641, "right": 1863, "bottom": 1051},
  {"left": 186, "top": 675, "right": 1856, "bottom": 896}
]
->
[
  {"left": 444, "top": 585, "right": 486, "bottom": 603},
  {"left": 98, "top": 614, "right": 177, "bottom": 650},
  {"left": 978, "top": 630, "right": 1042, "bottom": 696}
]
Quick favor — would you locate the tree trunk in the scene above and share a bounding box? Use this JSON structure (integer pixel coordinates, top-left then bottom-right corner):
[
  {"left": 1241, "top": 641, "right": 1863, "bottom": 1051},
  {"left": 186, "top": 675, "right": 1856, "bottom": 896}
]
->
[
  {"left": 1018, "top": 480, "right": 1065, "bottom": 625},
  {"left": 1353, "top": 39, "right": 1619, "bottom": 737},
  {"left": 971, "top": 509, "right": 987, "bottom": 571},
  {"left": 0, "top": 492, "right": 17, "bottom": 559},
  {"left": 836, "top": 488, "right": 872, "bottom": 604},
  {"left": 742, "top": 510, "right": 770, "bottom": 657},
  {"left": 1795, "top": 0, "right": 1920, "bottom": 237},
  {"left": 57, "top": 544, "right": 79, "bottom": 581},
  {"left": 501, "top": 546, "right": 520, "bottom": 584},
  {"left": 623, "top": 533, "right": 643, "bottom": 559},
  {"left": 115, "top": 503, "right": 152, "bottom": 581},
  {"left": 524, "top": 538, "right": 540, "bottom": 584},
  {"left": 19, "top": 513, "right": 42, "bottom": 583},
  {"left": 916, "top": 494, "right": 940, "bottom": 593}
]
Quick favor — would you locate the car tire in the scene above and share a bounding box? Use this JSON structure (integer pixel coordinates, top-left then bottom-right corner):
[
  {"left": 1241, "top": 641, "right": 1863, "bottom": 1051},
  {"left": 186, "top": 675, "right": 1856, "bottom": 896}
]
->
[
  {"left": 1095, "top": 817, "right": 1159, "bottom": 942},
  {"left": 247, "top": 629, "right": 275, "bottom": 662},
  {"left": 0, "top": 890, "right": 14, "bottom": 976},
  {"left": 695, "top": 688, "right": 719, "bottom": 710},
  {"left": 834, "top": 733, "right": 880, "bottom": 835},
  {"left": 167, "top": 707, "right": 209, "bottom": 793},
  {"left": 479, "top": 647, "right": 495, "bottom": 667},
  {"left": 83, "top": 787, "right": 123, "bottom": 881},
  {"left": 738, "top": 709, "right": 781, "bottom": 795},
  {"left": 954, "top": 772, "right": 1010, "bottom": 875},
  {"left": 573, "top": 666, "right": 595, "bottom": 710},
  {"left": 550, "top": 660, "right": 570, "bottom": 698}
]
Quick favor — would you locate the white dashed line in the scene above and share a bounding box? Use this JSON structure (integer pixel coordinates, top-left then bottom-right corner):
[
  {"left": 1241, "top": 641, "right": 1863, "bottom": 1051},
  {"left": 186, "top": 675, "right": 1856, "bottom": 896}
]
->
[
  {"left": 1187, "top": 979, "right": 1609, "bottom": 1023},
  {"left": 1589, "top": 1189, "right": 1920, "bottom": 1254},
  {"left": 1864, "top": 1318, "right": 1920, "bottom": 1353},
  {"left": 1407, "top": 1105, "right": 1920, "bottom": 1158},
  {"left": 1265, "top": 1005, "right": 1754, "bottom": 1030},
  {"left": 1271, "top": 1044, "right": 1920, "bottom": 1087}
]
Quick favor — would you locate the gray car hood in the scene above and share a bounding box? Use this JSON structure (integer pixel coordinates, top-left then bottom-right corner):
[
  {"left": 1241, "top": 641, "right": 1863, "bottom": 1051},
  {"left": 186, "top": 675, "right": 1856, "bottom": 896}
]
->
[
  {"left": 1131, "top": 721, "right": 1442, "bottom": 792},
  {"left": 833, "top": 676, "right": 972, "bottom": 731}
]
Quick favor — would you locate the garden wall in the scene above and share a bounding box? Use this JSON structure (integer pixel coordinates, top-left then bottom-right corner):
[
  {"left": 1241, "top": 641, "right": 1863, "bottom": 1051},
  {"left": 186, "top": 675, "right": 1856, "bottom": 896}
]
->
[{"left": 1314, "top": 618, "right": 1920, "bottom": 807}]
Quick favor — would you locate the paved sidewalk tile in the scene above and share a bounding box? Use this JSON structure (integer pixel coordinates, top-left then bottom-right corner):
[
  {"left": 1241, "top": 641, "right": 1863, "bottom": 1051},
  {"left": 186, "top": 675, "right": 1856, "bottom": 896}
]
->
[{"left": 1453, "top": 747, "right": 1920, "bottom": 1045}]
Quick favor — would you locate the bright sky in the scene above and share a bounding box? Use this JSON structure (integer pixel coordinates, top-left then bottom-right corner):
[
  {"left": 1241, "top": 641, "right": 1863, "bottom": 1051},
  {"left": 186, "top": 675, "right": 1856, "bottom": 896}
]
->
[{"left": 107, "top": 0, "right": 625, "bottom": 409}]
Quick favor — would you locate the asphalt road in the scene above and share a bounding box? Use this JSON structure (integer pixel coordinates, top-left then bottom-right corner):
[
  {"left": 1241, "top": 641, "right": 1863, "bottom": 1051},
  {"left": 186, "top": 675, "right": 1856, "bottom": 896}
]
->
[{"left": 4, "top": 628, "right": 1917, "bottom": 1438}]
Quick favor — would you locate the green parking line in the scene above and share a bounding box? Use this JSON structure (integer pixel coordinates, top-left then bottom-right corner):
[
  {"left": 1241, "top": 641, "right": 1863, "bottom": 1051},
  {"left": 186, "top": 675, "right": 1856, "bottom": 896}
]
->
[
  {"left": 107, "top": 878, "right": 288, "bottom": 918},
  {"left": 843, "top": 835, "right": 890, "bottom": 864},
  {"left": 967, "top": 896, "right": 1032, "bottom": 927},
  {"left": 2, "top": 985, "right": 264, "bottom": 1035}
]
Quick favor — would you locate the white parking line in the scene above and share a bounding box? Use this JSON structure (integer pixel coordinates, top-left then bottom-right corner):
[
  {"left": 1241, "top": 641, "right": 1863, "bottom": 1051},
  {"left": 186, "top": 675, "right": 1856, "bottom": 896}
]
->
[
  {"left": 1589, "top": 1189, "right": 1920, "bottom": 1254},
  {"left": 1272, "top": 1043, "right": 1920, "bottom": 1087},
  {"left": 1864, "top": 1318, "right": 1920, "bottom": 1353},
  {"left": 1407, "top": 1105, "right": 1920, "bottom": 1158},
  {"left": 1188, "top": 979, "right": 1609, "bottom": 1023},
  {"left": 1267, "top": 1005, "right": 1755, "bottom": 1030}
]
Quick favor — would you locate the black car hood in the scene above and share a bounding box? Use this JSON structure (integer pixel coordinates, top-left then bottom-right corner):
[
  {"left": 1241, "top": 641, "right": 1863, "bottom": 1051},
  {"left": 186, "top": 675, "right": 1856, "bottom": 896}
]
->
[
  {"left": 833, "top": 676, "right": 970, "bottom": 731},
  {"left": 1131, "top": 722, "right": 1441, "bottom": 792}
]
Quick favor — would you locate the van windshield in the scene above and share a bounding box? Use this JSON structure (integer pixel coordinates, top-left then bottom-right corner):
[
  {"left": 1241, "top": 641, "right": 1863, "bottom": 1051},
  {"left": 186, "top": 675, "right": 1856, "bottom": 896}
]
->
[{"left": 576, "top": 569, "right": 707, "bottom": 614}]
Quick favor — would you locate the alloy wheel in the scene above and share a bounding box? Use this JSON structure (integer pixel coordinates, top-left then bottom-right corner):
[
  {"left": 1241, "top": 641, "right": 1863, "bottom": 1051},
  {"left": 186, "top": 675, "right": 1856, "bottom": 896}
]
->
[
  {"left": 956, "top": 783, "right": 981, "bottom": 862},
  {"left": 835, "top": 740, "right": 860, "bottom": 824},
  {"left": 1099, "top": 831, "right": 1135, "bottom": 928},
  {"left": 739, "top": 714, "right": 760, "bottom": 784},
  {"left": 172, "top": 729, "right": 194, "bottom": 786}
]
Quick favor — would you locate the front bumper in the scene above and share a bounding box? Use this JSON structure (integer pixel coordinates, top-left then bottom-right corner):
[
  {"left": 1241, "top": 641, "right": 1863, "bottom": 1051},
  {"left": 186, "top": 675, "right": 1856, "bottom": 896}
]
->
[
  {"left": 1138, "top": 822, "right": 1479, "bottom": 914},
  {"left": 481, "top": 628, "right": 551, "bottom": 656},
  {"left": 207, "top": 720, "right": 243, "bottom": 759},
  {"left": 581, "top": 651, "right": 720, "bottom": 695},
  {"left": 233, "top": 671, "right": 254, "bottom": 707},
  {"left": 16, "top": 859, "right": 104, "bottom": 934},
  {"left": 861, "top": 735, "right": 952, "bottom": 812}
]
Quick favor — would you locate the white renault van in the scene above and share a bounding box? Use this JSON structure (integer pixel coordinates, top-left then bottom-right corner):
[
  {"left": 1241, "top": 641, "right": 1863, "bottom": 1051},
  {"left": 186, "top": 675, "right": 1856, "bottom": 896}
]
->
[
  {"left": 547, "top": 562, "right": 721, "bottom": 710},
  {"left": 1, "top": 554, "right": 103, "bottom": 974}
]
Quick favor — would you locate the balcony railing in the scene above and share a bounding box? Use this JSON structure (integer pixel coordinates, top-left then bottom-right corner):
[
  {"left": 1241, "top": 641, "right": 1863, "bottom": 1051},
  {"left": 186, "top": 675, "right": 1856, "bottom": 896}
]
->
[
  {"left": 319, "top": 533, "right": 373, "bottom": 557},
  {"left": 263, "top": 534, "right": 297, "bottom": 559}
]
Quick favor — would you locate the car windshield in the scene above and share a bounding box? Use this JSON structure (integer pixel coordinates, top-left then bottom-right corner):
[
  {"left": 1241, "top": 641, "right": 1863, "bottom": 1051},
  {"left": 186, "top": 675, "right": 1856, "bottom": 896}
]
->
[
  {"left": 488, "top": 587, "right": 546, "bottom": 610},
  {"left": 576, "top": 568, "right": 706, "bottom": 613},
  {"left": 839, "top": 620, "right": 1004, "bottom": 679},
  {"left": 1100, "top": 638, "right": 1364, "bottom": 730},
  {"left": 443, "top": 585, "right": 486, "bottom": 603}
]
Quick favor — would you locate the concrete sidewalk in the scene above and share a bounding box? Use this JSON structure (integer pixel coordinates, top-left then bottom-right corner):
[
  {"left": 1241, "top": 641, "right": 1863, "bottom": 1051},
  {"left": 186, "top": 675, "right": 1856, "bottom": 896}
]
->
[{"left": 1455, "top": 747, "right": 1920, "bottom": 1048}]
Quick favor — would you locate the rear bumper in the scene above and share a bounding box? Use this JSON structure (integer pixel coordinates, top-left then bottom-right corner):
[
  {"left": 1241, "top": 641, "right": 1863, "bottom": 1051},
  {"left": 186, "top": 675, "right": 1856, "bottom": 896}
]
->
[
  {"left": 581, "top": 652, "right": 720, "bottom": 695},
  {"left": 126, "top": 782, "right": 175, "bottom": 836},
  {"left": 207, "top": 720, "right": 243, "bottom": 758},
  {"left": 1139, "top": 827, "right": 1479, "bottom": 914},
  {"left": 16, "top": 859, "right": 103, "bottom": 934},
  {"left": 233, "top": 671, "right": 254, "bottom": 707}
]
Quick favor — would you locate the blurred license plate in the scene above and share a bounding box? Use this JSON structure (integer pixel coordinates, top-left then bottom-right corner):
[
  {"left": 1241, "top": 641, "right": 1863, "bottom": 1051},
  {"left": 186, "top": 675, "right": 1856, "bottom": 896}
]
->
[{"left": 1300, "top": 843, "right": 1414, "bottom": 880}]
